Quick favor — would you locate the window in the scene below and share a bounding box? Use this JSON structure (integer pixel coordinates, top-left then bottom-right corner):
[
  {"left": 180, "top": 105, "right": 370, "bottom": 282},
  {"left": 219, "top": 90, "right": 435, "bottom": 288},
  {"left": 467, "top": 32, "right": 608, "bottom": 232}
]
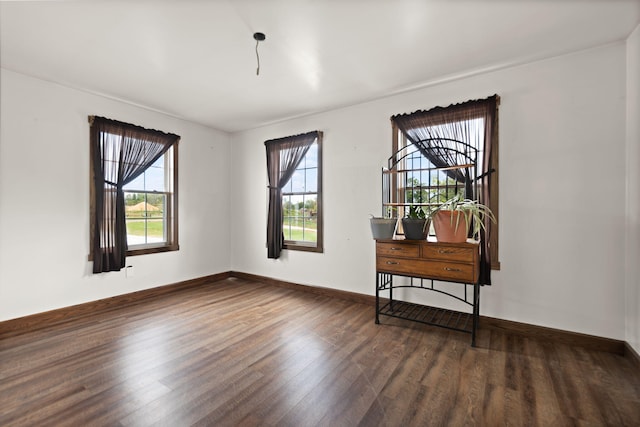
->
[
  {"left": 123, "top": 147, "right": 178, "bottom": 253},
  {"left": 391, "top": 95, "right": 499, "bottom": 281},
  {"left": 265, "top": 131, "right": 323, "bottom": 258},
  {"left": 282, "top": 139, "right": 322, "bottom": 252},
  {"left": 394, "top": 117, "right": 485, "bottom": 214},
  {"left": 89, "top": 116, "right": 179, "bottom": 273}
]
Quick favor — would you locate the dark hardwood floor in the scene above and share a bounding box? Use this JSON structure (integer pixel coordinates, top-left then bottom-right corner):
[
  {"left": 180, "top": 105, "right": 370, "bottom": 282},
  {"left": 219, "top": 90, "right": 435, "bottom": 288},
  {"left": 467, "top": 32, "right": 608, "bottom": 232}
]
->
[{"left": 1, "top": 277, "right": 639, "bottom": 426}]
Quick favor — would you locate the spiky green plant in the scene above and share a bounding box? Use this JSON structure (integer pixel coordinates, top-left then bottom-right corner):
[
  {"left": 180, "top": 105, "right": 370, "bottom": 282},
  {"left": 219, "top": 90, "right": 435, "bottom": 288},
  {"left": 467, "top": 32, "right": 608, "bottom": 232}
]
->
[{"left": 432, "top": 194, "right": 496, "bottom": 237}]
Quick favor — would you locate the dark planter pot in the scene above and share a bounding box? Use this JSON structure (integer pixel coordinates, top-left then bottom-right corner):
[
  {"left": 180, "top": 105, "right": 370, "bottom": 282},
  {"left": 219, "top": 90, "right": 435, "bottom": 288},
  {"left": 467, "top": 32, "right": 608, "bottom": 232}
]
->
[
  {"left": 370, "top": 218, "right": 397, "bottom": 240},
  {"left": 401, "top": 218, "right": 429, "bottom": 240}
]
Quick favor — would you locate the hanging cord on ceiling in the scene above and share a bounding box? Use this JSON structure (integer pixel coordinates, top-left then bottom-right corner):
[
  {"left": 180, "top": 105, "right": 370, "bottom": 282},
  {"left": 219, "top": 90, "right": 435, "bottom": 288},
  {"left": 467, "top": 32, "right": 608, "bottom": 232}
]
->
[{"left": 253, "top": 32, "right": 266, "bottom": 76}]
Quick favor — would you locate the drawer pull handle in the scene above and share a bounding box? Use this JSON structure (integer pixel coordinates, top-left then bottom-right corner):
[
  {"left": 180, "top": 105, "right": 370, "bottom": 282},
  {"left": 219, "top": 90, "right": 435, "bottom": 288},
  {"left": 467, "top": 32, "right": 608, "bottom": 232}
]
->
[
  {"left": 444, "top": 267, "right": 461, "bottom": 272},
  {"left": 438, "top": 249, "right": 455, "bottom": 254},
  {"left": 390, "top": 247, "right": 403, "bottom": 251},
  {"left": 386, "top": 261, "right": 399, "bottom": 265}
]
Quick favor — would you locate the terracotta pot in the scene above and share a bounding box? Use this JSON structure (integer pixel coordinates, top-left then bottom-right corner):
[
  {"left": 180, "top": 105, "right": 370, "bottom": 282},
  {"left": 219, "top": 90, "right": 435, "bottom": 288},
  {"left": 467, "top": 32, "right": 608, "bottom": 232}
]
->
[{"left": 433, "top": 210, "right": 468, "bottom": 243}]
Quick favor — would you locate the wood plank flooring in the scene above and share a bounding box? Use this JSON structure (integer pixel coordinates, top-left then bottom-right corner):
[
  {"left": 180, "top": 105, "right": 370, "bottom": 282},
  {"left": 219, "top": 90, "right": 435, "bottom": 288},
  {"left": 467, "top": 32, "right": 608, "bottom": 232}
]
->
[{"left": 1, "top": 277, "right": 639, "bottom": 426}]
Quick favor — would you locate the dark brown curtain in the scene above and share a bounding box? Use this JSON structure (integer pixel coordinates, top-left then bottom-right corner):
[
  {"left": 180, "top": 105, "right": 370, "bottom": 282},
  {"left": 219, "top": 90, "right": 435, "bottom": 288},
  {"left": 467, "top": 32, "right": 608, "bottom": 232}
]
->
[
  {"left": 265, "top": 131, "right": 319, "bottom": 259},
  {"left": 90, "top": 116, "right": 180, "bottom": 273},
  {"left": 391, "top": 95, "right": 498, "bottom": 284}
]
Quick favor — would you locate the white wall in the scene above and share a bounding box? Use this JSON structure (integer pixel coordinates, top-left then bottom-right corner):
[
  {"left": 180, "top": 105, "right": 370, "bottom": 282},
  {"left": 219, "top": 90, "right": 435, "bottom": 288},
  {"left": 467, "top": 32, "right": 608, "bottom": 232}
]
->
[
  {"left": 230, "top": 42, "right": 628, "bottom": 340},
  {"left": 1, "top": 40, "right": 633, "bottom": 343},
  {"left": 0, "top": 69, "right": 232, "bottom": 321},
  {"left": 626, "top": 24, "right": 640, "bottom": 354}
]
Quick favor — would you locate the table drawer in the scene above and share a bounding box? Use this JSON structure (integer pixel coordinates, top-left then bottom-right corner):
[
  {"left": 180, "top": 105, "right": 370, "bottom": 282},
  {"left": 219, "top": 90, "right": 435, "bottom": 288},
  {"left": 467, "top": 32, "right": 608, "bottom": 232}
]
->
[
  {"left": 377, "top": 257, "right": 477, "bottom": 283},
  {"left": 422, "top": 245, "right": 476, "bottom": 263},
  {"left": 376, "top": 242, "right": 420, "bottom": 258}
]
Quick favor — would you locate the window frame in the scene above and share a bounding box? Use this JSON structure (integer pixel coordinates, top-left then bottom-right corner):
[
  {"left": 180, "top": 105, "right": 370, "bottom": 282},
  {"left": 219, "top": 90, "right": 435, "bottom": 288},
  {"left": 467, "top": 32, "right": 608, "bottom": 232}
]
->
[
  {"left": 392, "top": 113, "right": 500, "bottom": 270},
  {"left": 282, "top": 134, "right": 323, "bottom": 253},
  {"left": 124, "top": 145, "right": 179, "bottom": 256},
  {"left": 89, "top": 127, "right": 179, "bottom": 260}
]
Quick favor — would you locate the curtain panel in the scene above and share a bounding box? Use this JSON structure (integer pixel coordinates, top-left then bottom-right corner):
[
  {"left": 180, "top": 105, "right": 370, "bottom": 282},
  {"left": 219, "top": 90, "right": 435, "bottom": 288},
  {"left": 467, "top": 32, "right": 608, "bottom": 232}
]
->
[
  {"left": 90, "top": 116, "right": 180, "bottom": 273},
  {"left": 265, "top": 131, "right": 319, "bottom": 259},
  {"left": 390, "top": 95, "right": 499, "bottom": 284}
]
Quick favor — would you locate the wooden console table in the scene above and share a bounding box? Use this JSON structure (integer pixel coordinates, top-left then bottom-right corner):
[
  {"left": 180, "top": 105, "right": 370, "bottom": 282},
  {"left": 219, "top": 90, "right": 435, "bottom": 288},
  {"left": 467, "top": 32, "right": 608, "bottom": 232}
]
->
[{"left": 375, "top": 238, "right": 481, "bottom": 346}]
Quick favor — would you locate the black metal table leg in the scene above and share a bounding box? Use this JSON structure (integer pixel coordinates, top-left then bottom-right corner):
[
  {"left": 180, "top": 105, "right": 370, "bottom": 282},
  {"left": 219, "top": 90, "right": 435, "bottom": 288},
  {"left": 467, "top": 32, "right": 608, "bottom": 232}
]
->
[
  {"left": 389, "top": 274, "right": 394, "bottom": 311},
  {"left": 471, "top": 283, "right": 480, "bottom": 347},
  {"left": 375, "top": 272, "right": 380, "bottom": 324}
]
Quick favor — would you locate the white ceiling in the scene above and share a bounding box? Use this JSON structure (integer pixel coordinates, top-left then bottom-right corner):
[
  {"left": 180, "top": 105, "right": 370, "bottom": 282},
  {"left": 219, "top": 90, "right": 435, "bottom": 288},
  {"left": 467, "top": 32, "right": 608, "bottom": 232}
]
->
[{"left": 1, "top": 0, "right": 639, "bottom": 133}]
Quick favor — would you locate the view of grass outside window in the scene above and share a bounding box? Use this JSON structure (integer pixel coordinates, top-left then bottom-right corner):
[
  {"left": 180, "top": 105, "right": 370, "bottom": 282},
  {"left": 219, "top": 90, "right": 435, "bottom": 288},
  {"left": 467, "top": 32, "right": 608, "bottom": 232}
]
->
[
  {"left": 123, "top": 149, "right": 174, "bottom": 248},
  {"left": 281, "top": 140, "right": 322, "bottom": 250},
  {"left": 124, "top": 192, "right": 166, "bottom": 244},
  {"left": 282, "top": 194, "right": 317, "bottom": 242}
]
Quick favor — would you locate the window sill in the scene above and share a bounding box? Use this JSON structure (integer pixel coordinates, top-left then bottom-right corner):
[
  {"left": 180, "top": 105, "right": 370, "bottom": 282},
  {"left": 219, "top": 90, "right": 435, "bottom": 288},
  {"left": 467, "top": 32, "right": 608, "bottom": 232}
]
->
[
  {"left": 127, "top": 244, "right": 179, "bottom": 257},
  {"left": 283, "top": 242, "right": 323, "bottom": 253},
  {"left": 87, "top": 244, "right": 179, "bottom": 261}
]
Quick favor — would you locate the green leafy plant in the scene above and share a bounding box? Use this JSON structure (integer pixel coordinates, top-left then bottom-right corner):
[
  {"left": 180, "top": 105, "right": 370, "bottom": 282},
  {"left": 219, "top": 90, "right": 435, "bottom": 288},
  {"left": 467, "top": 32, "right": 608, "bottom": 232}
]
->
[
  {"left": 405, "top": 204, "right": 428, "bottom": 220},
  {"left": 432, "top": 194, "right": 496, "bottom": 237}
]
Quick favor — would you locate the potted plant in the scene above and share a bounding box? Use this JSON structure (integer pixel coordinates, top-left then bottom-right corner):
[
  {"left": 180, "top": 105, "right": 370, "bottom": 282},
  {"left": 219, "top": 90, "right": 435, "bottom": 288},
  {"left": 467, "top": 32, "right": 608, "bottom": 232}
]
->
[
  {"left": 431, "top": 194, "right": 496, "bottom": 243},
  {"left": 401, "top": 205, "right": 430, "bottom": 240},
  {"left": 369, "top": 207, "right": 398, "bottom": 240}
]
